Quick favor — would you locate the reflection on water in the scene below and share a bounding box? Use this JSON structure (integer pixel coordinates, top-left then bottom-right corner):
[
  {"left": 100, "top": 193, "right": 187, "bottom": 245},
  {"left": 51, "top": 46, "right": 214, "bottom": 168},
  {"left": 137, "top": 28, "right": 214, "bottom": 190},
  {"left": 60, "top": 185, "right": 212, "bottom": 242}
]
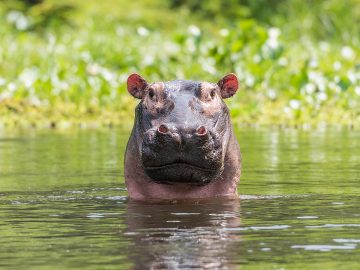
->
[
  {"left": 124, "top": 199, "right": 241, "bottom": 269},
  {"left": 0, "top": 127, "right": 359, "bottom": 269}
]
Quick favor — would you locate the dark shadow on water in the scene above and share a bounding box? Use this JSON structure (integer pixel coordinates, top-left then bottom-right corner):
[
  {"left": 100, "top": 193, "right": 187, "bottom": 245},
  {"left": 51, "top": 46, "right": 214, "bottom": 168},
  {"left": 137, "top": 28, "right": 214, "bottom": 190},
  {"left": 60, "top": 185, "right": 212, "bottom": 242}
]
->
[{"left": 123, "top": 198, "right": 241, "bottom": 269}]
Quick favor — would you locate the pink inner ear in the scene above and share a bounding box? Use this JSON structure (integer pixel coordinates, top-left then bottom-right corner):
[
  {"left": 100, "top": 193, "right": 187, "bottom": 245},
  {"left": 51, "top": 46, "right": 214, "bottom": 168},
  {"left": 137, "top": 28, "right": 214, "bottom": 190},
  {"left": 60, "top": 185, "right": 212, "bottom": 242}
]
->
[
  {"left": 127, "top": 73, "right": 147, "bottom": 98},
  {"left": 223, "top": 74, "right": 238, "bottom": 90},
  {"left": 220, "top": 74, "right": 238, "bottom": 98},
  {"left": 127, "top": 74, "right": 143, "bottom": 89}
]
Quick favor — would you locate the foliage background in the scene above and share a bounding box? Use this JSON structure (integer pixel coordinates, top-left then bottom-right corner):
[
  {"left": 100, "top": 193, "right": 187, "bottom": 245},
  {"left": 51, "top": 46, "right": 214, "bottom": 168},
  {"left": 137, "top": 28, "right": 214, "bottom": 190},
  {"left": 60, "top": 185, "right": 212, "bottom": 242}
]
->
[{"left": 0, "top": 0, "right": 359, "bottom": 128}]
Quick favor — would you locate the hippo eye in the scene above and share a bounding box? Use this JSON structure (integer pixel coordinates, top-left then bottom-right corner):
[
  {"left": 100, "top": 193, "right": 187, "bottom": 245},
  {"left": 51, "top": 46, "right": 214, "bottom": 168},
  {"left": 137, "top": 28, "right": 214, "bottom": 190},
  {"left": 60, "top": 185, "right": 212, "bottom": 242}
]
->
[
  {"left": 210, "top": 89, "right": 216, "bottom": 99},
  {"left": 148, "top": 89, "right": 155, "bottom": 99}
]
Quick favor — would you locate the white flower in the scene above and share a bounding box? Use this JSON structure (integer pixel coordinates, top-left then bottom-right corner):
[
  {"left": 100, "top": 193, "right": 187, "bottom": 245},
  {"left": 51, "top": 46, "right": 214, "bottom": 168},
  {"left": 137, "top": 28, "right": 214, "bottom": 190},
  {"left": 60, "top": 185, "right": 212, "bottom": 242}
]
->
[
  {"left": 268, "top": 27, "right": 281, "bottom": 39},
  {"left": 8, "top": 82, "right": 16, "bottom": 92},
  {"left": 263, "top": 28, "right": 281, "bottom": 51},
  {"left": 87, "top": 77, "right": 100, "bottom": 92},
  {"left": 347, "top": 71, "right": 357, "bottom": 83},
  {"left": 266, "top": 39, "right": 279, "bottom": 50},
  {"left": 143, "top": 55, "right": 154, "bottom": 66},
  {"left": 188, "top": 25, "right": 201, "bottom": 37},
  {"left": 355, "top": 86, "right": 360, "bottom": 96},
  {"left": 328, "top": 82, "right": 341, "bottom": 94},
  {"left": 219, "top": 28, "right": 229, "bottom": 37},
  {"left": 308, "top": 71, "right": 326, "bottom": 92},
  {"left": 231, "top": 52, "right": 239, "bottom": 62},
  {"left": 278, "top": 57, "right": 288, "bottom": 66},
  {"left": 185, "top": 38, "right": 196, "bottom": 53},
  {"left": 52, "top": 88, "right": 61, "bottom": 95},
  {"left": 29, "top": 95, "right": 41, "bottom": 106},
  {"left": 86, "top": 63, "right": 116, "bottom": 82},
  {"left": 253, "top": 54, "right": 261, "bottom": 63},
  {"left": 19, "top": 68, "right": 38, "bottom": 88},
  {"left": 201, "top": 58, "right": 216, "bottom": 75},
  {"left": 16, "top": 15, "right": 29, "bottom": 30},
  {"left": 137, "top": 26, "right": 149, "bottom": 36},
  {"left": 86, "top": 63, "right": 101, "bottom": 76},
  {"left": 333, "top": 61, "right": 342, "bottom": 71},
  {"left": 101, "top": 68, "right": 115, "bottom": 82},
  {"left": 305, "top": 95, "right": 314, "bottom": 104},
  {"left": 341, "top": 46, "right": 355, "bottom": 60},
  {"left": 245, "top": 76, "right": 254, "bottom": 87},
  {"left": 317, "top": 92, "right": 327, "bottom": 102},
  {"left": 289, "top": 99, "right": 301, "bottom": 110},
  {"left": 309, "top": 59, "right": 318, "bottom": 68},
  {"left": 6, "top": 10, "right": 30, "bottom": 30},
  {"left": 80, "top": 51, "right": 92, "bottom": 62},
  {"left": 284, "top": 106, "right": 291, "bottom": 115},
  {"left": 165, "top": 41, "right": 180, "bottom": 54},
  {"left": 6, "top": 10, "right": 21, "bottom": 23},
  {"left": 51, "top": 73, "right": 68, "bottom": 91},
  {"left": 267, "top": 89, "right": 277, "bottom": 100},
  {"left": 0, "top": 77, "right": 6, "bottom": 86},
  {"left": 304, "top": 83, "right": 316, "bottom": 94}
]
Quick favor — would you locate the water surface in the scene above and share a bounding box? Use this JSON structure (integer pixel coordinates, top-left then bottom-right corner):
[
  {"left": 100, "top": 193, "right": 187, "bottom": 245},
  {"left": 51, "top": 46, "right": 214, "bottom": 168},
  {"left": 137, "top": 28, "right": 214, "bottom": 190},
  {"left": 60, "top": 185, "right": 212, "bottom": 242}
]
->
[{"left": 0, "top": 127, "right": 359, "bottom": 269}]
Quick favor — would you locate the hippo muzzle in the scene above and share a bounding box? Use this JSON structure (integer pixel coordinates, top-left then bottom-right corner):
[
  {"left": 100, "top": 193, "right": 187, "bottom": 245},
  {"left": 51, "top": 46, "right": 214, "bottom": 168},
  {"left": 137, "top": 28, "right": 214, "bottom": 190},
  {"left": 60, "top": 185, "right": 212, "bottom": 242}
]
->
[{"left": 141, "top": 123, "right": 224, "bottom": 185}]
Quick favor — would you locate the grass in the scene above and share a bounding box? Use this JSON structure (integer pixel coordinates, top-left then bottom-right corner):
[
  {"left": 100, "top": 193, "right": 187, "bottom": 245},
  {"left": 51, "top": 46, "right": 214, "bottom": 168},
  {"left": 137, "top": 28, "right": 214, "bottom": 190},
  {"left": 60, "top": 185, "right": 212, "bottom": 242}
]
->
[{"left": 0, "top": 0, "right": 359, "bottom": 129}]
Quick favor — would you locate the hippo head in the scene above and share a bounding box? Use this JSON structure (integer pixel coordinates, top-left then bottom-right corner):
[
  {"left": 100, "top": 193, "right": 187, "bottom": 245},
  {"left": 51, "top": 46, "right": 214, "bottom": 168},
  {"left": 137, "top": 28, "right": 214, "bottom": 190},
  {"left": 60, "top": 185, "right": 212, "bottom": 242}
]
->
[{"left": 127, "top": 73, "right": 239, "bottom": 186}]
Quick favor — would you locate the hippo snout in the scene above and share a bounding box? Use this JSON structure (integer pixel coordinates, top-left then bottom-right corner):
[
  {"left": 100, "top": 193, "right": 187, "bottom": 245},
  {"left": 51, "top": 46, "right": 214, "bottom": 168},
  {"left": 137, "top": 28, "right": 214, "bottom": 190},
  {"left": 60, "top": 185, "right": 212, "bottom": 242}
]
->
[
  {"left": 141, "top": 125, "right": 223, "bottom": 184},
  {"left": 155, "top": 124, "right": 209, "bottom": 145}
]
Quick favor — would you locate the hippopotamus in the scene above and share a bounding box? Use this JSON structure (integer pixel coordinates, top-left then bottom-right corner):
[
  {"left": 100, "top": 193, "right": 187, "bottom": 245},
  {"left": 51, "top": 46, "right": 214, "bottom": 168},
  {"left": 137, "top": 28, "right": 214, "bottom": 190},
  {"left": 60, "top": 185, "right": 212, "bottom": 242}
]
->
[{"left": 124, "top": 73, "right": 241, "bottom": 200}]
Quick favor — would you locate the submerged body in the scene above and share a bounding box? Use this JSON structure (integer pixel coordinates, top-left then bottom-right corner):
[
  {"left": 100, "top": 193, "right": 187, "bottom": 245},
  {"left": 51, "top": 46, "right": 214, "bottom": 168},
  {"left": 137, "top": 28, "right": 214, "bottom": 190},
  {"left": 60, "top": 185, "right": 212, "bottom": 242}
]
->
[{"left": 124, "top": 74, "right": 241, "bottom": 200}]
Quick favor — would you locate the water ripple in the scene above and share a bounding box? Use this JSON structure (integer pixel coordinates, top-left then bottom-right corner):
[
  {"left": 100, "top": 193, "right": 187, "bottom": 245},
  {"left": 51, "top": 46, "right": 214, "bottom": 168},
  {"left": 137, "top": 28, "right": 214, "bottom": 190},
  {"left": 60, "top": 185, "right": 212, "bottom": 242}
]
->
[
  {"left": 291, "top": 244, "right": 357, "bottom": 251},
  {"left": 306, "top": 224, "right": 360, "bottom": 228}
]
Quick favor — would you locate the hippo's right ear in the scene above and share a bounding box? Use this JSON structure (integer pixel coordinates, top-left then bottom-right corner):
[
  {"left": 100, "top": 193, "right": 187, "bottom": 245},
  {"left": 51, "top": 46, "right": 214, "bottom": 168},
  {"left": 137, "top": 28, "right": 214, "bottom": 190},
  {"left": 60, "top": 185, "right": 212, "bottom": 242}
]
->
[
  {"left": 217, "top": 73, "right": 239, "bottom": 99},
  {"left": 127, "top": 73, "right": 148, "bottom": 99}
]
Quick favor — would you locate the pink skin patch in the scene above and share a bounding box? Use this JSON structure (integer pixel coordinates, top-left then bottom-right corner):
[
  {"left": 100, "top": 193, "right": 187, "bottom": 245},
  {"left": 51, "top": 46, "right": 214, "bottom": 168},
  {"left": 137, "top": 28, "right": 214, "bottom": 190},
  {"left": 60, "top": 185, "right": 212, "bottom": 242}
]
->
[
  {"left": 127, "top": 73, "right": 147, "bottom": 99},
  {"left": 219, "top": 73, "right": 238, "bottom": 98}
]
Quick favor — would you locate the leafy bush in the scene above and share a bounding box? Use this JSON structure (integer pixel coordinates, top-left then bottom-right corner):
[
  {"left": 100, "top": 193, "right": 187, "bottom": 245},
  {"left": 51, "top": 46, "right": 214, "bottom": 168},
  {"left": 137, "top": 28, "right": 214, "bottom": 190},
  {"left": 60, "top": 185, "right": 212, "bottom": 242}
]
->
[
  {"left": 168, "top": 0, "right": 360, "bottom": 42},
  {"left": 168, "top": 0, "right": 284, "bottom": 23},
  {"left": 0, "top": 0, "right": 359, "bottom": 127},
  {"left": 2, "top": 0, "right": 74, "bottom": 31}
]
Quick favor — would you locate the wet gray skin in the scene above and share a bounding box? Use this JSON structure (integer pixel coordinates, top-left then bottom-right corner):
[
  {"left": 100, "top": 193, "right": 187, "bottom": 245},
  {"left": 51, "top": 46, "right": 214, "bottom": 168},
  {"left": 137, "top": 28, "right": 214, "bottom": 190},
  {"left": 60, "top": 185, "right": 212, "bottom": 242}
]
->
[
  {"left": 139, "top": 80, "right": 227, "bottom": 184},
  {"left": 124, "top": 73, "right": 241, "bottom": 200}
]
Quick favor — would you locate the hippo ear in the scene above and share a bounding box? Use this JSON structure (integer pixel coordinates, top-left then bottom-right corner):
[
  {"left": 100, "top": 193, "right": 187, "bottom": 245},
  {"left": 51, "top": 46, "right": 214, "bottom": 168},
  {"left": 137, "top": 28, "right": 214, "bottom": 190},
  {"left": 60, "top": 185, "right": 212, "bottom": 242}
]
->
[
  {"left": 217, "top": 73, "right": 239, "bottom": 99},
  {"left": 127, "top": 73, "right": 148, "bottom": 99}
]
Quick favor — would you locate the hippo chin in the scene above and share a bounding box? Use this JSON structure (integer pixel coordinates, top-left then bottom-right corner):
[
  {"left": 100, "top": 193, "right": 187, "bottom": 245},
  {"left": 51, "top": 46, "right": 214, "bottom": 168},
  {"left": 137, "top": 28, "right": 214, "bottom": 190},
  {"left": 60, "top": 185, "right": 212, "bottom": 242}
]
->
[{"left": 124, "top": 73, "right": 241, "bottom": 200}]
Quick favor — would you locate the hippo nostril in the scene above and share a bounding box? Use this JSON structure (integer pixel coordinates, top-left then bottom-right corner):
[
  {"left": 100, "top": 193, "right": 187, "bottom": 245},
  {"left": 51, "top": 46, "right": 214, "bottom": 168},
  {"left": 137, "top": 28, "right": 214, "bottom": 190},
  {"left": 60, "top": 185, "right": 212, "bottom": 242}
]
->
[
  {"left": 196, "top": 126, "right": 207, "bottom": 136},
  {"left": 158, "top": 124, "right": 169, "bottom": 134}
]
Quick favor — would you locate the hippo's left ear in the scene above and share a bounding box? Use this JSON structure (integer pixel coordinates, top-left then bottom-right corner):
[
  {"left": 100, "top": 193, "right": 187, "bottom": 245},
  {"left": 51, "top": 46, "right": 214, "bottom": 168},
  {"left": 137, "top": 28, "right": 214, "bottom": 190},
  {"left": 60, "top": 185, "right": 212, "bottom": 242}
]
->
[
  {"left": 217, "top": 73, "right": 239, "bottom": 99},
  {"left": 127, "top": 73, "right": 148, "bottom": 99}
]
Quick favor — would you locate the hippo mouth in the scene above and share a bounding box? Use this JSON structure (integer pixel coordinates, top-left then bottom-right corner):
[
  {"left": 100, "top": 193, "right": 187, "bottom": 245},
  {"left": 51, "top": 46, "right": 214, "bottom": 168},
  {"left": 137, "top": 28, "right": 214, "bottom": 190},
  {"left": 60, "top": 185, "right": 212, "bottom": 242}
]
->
[
  {"left": 143, "top": 161, "right": 221, "bottom": 185},
  {"left": 145, "top": 161, "right": 215, "bottom": 171}
]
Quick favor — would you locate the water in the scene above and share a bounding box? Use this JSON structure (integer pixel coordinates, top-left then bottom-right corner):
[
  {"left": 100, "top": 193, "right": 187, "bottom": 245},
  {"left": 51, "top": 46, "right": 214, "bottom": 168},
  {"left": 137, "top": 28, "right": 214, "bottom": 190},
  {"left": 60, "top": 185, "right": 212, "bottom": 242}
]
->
[{"left": 0, "top": 127, "right": 359, "bottom": 269}]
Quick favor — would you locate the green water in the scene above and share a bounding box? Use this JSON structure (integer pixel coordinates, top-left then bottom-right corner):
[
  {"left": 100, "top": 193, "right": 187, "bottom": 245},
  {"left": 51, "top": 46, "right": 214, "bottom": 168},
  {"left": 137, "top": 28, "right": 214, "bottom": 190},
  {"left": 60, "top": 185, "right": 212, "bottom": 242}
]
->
[{"left": 0, "top": 127, "right": 359, "bottom": 269}]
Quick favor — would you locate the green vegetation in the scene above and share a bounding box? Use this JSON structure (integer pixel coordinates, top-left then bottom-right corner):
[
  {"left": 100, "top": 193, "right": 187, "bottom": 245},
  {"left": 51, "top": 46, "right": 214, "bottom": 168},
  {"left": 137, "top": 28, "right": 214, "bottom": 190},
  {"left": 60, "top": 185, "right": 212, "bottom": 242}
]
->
[{"left": 0, "top": 0, "right": 359, "bottom": 128}]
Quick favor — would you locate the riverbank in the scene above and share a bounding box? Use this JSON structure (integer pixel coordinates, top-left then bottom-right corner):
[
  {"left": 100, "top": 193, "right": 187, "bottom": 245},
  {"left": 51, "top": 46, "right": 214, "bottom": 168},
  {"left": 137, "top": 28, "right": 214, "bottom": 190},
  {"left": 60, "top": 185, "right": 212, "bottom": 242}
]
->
[{"left": 0, "top": 0, "right": 359, "bottom": 128}]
